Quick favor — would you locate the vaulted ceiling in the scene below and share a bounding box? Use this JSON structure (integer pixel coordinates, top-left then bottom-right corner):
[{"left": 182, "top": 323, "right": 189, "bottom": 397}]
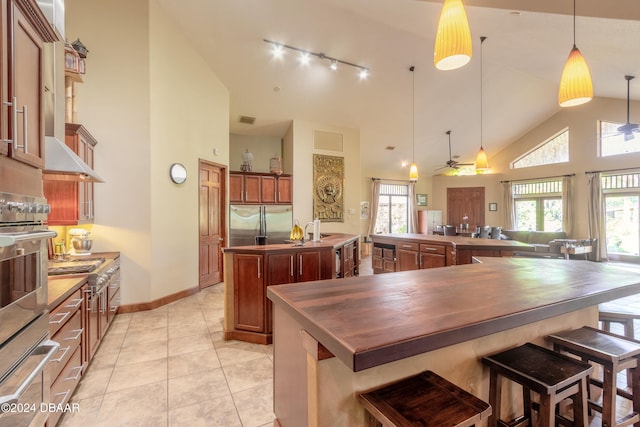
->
[{"left": 155, "top": 0, "right": 640, "bottom": 176}]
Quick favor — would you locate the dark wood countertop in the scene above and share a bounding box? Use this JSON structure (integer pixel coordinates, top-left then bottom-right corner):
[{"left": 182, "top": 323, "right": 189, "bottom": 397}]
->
[
  {"left": 222, "top": 233, "right": 359, "bottom": 254},
  {"left": 267, "top": 258, "right": 640, "bottom": 372},
  {"left": 48, "top": 275, "right": 89, "bottom": 309},
  {"left": 372, "top": 233, "right": 535, "bottom": 251}
]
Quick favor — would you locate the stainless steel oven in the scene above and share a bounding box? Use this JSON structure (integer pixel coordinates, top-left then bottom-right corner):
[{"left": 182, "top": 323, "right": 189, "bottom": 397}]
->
[{"left": 0, "top": 192, "right": 59, "bottom": 427}]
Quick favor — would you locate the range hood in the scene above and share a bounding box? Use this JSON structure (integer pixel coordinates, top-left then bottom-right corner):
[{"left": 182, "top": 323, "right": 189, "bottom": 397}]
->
[{"left": 43, "top": 136, "right": 104, "bottom": 182}]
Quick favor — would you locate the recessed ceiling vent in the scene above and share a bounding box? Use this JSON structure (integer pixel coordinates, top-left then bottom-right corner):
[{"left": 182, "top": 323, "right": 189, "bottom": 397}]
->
[
  {"left": 385, "top": 146, "right": 396, "bottom": 150},
  {"left": 239, "top": 115, "right": 256, "bottom": 125}
]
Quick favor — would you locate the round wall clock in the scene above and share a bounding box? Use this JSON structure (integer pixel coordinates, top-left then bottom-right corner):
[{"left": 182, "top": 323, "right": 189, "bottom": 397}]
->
[{"left": 169, "top": 163, "right": 187, "bottom": 184}]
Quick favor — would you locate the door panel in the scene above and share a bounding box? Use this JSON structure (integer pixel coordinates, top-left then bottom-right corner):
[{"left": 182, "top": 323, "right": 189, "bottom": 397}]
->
[
  {"left": 447, "top": 187, "right": 485, "bottom": 228},
  {"left": 199, "top": 160, "right": 225, "bottom": 288}
]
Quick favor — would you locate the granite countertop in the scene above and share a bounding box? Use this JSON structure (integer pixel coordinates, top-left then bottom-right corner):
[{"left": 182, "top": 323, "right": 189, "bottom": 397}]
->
[
  {"left": 268, "top": 257, "right": 640, "bottom": 371},
  {"left": 222, "top": 233, "right": 359, "bottom": 253},
  {"left": 48, "top": 275, "right": 89, "bottom": 309}
]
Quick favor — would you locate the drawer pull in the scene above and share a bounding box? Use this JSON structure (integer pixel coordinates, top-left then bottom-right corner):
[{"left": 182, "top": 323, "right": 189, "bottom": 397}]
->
[
  {"left": 65, "top": 366, "right": 83, "bottom": 381},
  {"left": 49, "top": 311, "right": 71, "bottom": 325},
  {"left": 50, "top": 346, "right": 71, "bottom": 364},
  {"left": 65, "top": 329, "right": 84, "bottom": 341},
  {"left": 52, "top": 390, "right": 70, "bottom": 406},
  {"left": 401, "top": 244, "right": 414, "bottom": 248},
  {"left": 65, "top": 298, "right": 83, "bottom": 309},
  {"left": 110, "top": 305, "right": 118, "bottom": 313},
  {"left": 423, "top": 247, "right": 438, "bottom": 251}
]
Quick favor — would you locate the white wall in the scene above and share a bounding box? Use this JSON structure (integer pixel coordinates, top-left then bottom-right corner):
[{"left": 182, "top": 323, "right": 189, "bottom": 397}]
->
[
  {"left": 432, "top": 97, "right": 640, "bottom": 238},
  {"left": 291, "top": 120, "right": 361, "bottom": 234},
  {"left": 66, "top": 0, "right": 229, "bottom": 304},
  {"left": 229, "top": 134, "right": 282, "bottom": 173}
]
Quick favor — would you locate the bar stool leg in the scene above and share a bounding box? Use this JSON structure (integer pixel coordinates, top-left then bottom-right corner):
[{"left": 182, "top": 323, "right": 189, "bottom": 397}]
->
[
  {"left": 602, "top": 364, "right": 616, "bottom": 427},
  {"left": 573, "top": 376, "right": 588, "bottom": 426},
  {"left": 539, "top": 393, "right": 553, "bottom": 427},
  {"left": 523, "top": 386, "right": 532, "bottom": 423},
  {"left": 632, "top": 366, "right": 640, "bottom": 427},
  {"left": 489, "top": 370, "right": 501, "bottom": 427}
]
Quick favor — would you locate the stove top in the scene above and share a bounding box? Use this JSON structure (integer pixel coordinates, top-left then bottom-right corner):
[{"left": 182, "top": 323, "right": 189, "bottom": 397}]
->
[{"left": 47, "top": 258, "right": 105, "bottom": 275}]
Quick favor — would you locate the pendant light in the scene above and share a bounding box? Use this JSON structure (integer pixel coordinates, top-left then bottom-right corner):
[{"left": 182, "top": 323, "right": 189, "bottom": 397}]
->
[
  {"left": 558, "top": 0, "right": 593, "bottom": 107},
  {"left": 476, "top": 36, "right": 489, "bottom": 172},
  {"left": 409, "top": 66, "right": 418, "bottom": 181},
  {"left": 434, "top": 0, "right": 472, "bottom": 71}
]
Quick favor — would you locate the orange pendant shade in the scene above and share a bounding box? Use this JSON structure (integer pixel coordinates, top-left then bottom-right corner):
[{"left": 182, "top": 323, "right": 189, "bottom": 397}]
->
[
  {"left": 434, "top": 0, "right": 472, "bottom": 71},
  {"left": 558, "top": 45, "right": 593, "bottom": 107}
]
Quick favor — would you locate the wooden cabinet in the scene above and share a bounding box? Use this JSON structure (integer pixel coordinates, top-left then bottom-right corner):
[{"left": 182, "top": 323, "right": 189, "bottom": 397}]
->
[
  {"left": 44, "top": 124, "right": 98, "bottom": 225},
  {"left": 48, "top": 285, "right": 85, "bottom": 427},
  {"left": 230, "top": 171, "right": 292, "bottom": 204},
  {"left": 397, "top": 242, "right": 420, "bottom": 271},
  {"left": 233, "top": 253, "right": 265, "bottom": 333},
  {"left": 2, "top": 0, "right": 56, "bottom": 168},
  {"left": 372, "top": 245, "right": 396, "bottom": 274},
  {"left": 339, "top": 240, "right": 358, "bottom": 278},
  {"left": 419, "top": 243, "right": 446, "bottom": 269}
]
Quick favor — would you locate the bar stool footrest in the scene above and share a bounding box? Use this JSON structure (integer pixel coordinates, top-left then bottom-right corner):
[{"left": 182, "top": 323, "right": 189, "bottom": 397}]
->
[
  {"left": 590, "top": 377, "right": 634, "bottom": 401},
  {"left": 497, "top": 416, "right": 530, "bottom": 427}
]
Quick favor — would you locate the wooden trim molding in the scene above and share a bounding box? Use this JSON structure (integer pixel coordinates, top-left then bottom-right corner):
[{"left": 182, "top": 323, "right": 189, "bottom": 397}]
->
[
  {"left": 118, "top": 286, "right": 200, "bottom": 313},
  {"left": 14, "top": 0, "right": 58, "bottom": 41}
]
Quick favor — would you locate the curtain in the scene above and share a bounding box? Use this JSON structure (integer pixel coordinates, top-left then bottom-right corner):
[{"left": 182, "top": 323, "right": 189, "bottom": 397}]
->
[
  {"left": 562, "top": 175, "right": 574, "bottom": 237},
  {"left": 587, "top": 172, "right": 607, "bottom": 261},
  {"left": 367, "top": 179, "right": 381, "bottom": 237},
  {"left": 502, "top": 182, "right": 515, "bottom": 230},
  {"left": 407, "top": 181, "right": 418, "bottom": 233}
]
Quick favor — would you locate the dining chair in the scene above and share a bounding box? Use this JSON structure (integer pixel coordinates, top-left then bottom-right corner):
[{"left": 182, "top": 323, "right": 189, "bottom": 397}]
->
[
  {"left": 477, "top": 226, "right": 491, "bottom": 238},
  {"left": 443, "top": 225, "right": 457, "bottom": 236}
]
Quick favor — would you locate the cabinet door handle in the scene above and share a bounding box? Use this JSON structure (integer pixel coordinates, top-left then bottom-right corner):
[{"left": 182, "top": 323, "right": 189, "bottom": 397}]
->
[
  {"left": 414, "top": 252, "right": 418, "bottom": 266},
  {"left": 299, "top": 255, "right": 303, "bottom": 276},
  {"left": 19, "top": 104, "right": 27, "bottom": 153},
  {"left": 290, "top": 255, "right": 294, "bottom": 277},
  {"left": 257, "top": 256, "right": 261, "bottom": 279}
]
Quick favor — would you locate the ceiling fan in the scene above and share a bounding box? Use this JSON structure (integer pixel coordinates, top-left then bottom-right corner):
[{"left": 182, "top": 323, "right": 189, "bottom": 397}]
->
[
  {"left": 617, "top": 75, "right": 639, "bottom": 141},
  {"left": 435, "top": 130, "right": 475, "bottom": 171}
]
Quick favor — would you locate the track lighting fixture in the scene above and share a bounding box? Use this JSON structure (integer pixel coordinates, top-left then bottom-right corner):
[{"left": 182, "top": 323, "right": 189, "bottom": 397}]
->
[{"left": 264, "top": 39, "right": 369, "bottom": 79}]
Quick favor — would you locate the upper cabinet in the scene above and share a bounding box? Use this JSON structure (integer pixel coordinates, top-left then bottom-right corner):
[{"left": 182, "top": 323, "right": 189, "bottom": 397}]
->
[
  {"left": 44, "top": 124, "right": 97, "bottom": 225},
  {"left": 2, "top": 0, "right": 57, "bottom": 168},
  {"left": 230, "top": 172, "right": 292, "bottom": 205}
]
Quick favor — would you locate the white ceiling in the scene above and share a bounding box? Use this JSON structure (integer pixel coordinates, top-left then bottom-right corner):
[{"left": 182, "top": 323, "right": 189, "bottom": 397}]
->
[{"left": 155, "top": 0, "right": 640, "bottom": 176}]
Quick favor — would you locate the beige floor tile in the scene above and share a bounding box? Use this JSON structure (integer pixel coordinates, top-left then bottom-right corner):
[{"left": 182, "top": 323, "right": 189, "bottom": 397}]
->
[
  {"left": 168, "top": 319, "right": 209, "bottom": 339},
  {"left": 168, "top": 333, "right": 213, "bottom": 357},
  {"left": 73, "top": 366, "right": 113, "bottom": 400},
  {"left": 168, "top": 394, "right": 241, "bottom": 427},
  {"left": 57, "top": 395, "right": 103, "bottom": 427},
  {"left": 107, "top": 357, "right": 168, "bottom": 393},
  {"left": 88, "top": 346, "right": 120, "bottom": 371},
  {"left": 96, "top": 381, "right": 167, "bottom": 427},
  {"left": 168, "top": 348, "right": 221, "bottom": 379},
  {"left": 122, "top": 325, "right": 168, "bottom": 348},
  {"left": 233, "top": 382, "right": 275, "bottom": 427},
  {"left": 98, "top": 329, "right": 126, "bottom": 350},
  {"left": 215, "top": 339, "right": 269, "bottom": 367},
  {"left": 116, "top": 340, "right": 168, "bottom": 366},
  {"left": 222, "top": 355, "right": 273, "bottom": 393},
  {"left": 168, "top": 368, "right": 230, "bottom": 409}
]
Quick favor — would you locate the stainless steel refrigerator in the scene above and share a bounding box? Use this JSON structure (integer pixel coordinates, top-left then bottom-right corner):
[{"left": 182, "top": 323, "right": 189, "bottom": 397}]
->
[{"left": 229, "top": 205, "right": 293, "bottom": 246}]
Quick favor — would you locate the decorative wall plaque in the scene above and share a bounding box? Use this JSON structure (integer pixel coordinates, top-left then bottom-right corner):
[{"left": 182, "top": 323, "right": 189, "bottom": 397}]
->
[{"left": 313, "top": 154, "right": 344, "bottom": 222}]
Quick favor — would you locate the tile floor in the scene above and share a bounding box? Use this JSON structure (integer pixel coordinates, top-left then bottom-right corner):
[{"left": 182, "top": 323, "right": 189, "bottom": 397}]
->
[{"left": 57, "top": 258, "right": 639, "bottom": 426}]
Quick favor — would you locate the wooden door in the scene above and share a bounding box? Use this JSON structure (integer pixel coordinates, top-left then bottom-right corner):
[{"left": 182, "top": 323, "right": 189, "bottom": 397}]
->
[
  {"left": 296, "top": 251, "right": 321, "bottom": 282},
  {"left": 199, "top": 160, "right": 225, "bottom": 288},
  {"left": 447, "top": 187, "right": 485, "bottom": 228},
  {"left": 233, "top": 254, "right": 264, "bottom": 332},
  {"left": 397, "top": 249, "right": 419, "bottom": 271}
]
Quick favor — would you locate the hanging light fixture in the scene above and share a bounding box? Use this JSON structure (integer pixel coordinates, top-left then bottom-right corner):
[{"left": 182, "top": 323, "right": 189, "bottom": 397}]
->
[
  {"left": 409, "top": 66, "right": 418, "bottom": 181},
  {"left": 558, "top": 0, "right": 593, "bottom": 107},
  {"left": 476, "top": 36, "right": 489, "bottom": 172},
  {"left": 434, "top": 0, "right": 473, "bottom": 71}
]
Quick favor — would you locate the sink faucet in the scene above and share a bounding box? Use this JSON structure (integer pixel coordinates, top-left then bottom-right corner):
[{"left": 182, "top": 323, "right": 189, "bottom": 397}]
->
[{"left": 304, "top": 222, "right": 314, "bottom": 243}]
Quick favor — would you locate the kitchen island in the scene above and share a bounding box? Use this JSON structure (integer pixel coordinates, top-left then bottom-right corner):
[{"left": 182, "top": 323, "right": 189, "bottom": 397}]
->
[
  {"left": 267, "top": 258, "right": 640, "bottom": 426},
  {"left": 371, "top": 233, "right": 534, "bottom": 272},
  {"left": 222, "top": 233, "right": 359, "bottom": 344}
]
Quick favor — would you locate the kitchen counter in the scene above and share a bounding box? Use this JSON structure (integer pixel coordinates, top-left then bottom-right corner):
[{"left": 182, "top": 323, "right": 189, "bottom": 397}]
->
[
  {"left": 267, "top": 258, "right": 640, "bottom": 426},
  {"left": 222, "top": 233, "right": 359, "bottom": 253},
  {"left": 222, "top": 233, "right": 360, "bottom": 344},
  {"left": 48, "top": 275, "right": 89, "bottom": 309}
]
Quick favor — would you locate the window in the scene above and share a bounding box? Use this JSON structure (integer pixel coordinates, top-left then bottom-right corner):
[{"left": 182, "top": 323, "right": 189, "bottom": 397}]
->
[
  {"left": 512, "top": 129, "right": 569, "bottom": 169},
  {"left": 512, "top": 180, "right": 563, "bottom": 231},
  {"left": 373, "top": 183, "right": 409, "bottom": 234},
  {"left": 599, "top": 121, "right": 640, "bottom": 157},
  {"left": 602, "top": 172, "right": 640, "bottom": 261}
]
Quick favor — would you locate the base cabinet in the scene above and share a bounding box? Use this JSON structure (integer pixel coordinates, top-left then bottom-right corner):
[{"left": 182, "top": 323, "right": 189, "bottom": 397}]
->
[{"left": 233, "top": 253, "right": 265, "bottom": 333}]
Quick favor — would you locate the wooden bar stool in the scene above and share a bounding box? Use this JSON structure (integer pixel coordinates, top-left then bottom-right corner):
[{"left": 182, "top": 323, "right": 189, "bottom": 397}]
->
[
  {"left": 599, "top": 302, "right": 640, "bottom": 387},
  {"left": 358, "top": 370, "right": 491, "bottom": 427},
  {"left": 482, "top": 342, "right": 592, "bottom": 427},
  {"left": 547, "top": 326, "right": 640, "bottom": 427}
]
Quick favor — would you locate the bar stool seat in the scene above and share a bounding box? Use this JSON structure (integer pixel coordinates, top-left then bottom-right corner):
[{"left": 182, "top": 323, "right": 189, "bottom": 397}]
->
[
  {"left": 599, "top": 302, "right": 640, "bottom": 339},
  {"left": 482, "top": 342, "right": 592, "bottom": 427},
  {"left": 547, "top": 326, "right": 640, "bottom": 427},
  {"left": 358, "top": 370, "right": 491, "bottom": 427}
]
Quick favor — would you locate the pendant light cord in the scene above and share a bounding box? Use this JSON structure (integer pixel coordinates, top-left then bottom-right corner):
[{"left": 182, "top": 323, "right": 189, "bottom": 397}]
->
[
  {"left": 410, "top": 66, "right": 415, "bottom": 162},
  {"left": 573, "top": 0, "right": 576, "bottom": 46},
  {"left": 480, "top": 37, "right": 486, "bottom": 150}
]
